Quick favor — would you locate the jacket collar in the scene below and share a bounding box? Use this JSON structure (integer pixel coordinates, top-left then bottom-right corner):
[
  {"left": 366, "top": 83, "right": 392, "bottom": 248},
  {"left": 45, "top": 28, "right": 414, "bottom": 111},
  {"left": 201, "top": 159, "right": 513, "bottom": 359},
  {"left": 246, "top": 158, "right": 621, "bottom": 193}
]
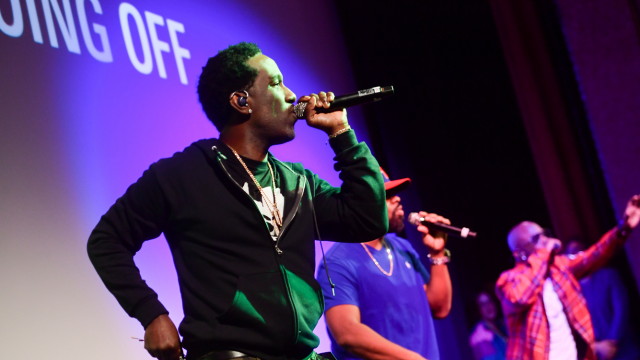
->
[{"left": 195, "top": 138, "right": 306, "bottom": 242}]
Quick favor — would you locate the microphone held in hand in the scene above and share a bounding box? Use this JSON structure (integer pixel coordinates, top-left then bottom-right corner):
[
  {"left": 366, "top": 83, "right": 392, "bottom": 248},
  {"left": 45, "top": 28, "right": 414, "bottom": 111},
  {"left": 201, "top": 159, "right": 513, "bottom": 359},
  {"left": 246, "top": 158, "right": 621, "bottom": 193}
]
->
[
  {"left": 549, "top": 239, "right": 562, "bottom": 253},
  {"left": 294, "top": 86, "right": 395, "bottom": 119},
  {"left": 408, "top": 212, "right": 477, "bottom": 239}
]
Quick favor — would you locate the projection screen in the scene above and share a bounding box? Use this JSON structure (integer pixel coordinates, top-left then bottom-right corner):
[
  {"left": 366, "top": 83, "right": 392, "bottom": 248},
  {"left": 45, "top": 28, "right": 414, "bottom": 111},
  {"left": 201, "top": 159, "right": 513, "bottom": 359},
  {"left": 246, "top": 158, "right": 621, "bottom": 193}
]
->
[{"left": 0, "top": 0, "right": 370, "bottom": 358}]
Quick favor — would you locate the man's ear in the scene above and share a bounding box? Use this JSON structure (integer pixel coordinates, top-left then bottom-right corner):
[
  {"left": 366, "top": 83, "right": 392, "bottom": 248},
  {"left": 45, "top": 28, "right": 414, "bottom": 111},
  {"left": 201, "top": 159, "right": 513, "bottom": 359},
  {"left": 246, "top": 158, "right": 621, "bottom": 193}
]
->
[
  {"left": 513, "top": 250, "right": 527, "bottom": 262},
  {"left": 229, "top": 91, "right": 252, "bottom": 115}
]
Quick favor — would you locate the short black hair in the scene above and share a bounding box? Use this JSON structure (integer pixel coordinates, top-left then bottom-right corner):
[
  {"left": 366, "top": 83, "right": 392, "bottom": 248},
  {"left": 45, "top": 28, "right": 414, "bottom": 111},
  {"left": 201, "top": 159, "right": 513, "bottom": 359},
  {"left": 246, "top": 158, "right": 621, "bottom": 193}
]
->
[{"left": 197, "top": 42, "right": 262, "bottom": 131}]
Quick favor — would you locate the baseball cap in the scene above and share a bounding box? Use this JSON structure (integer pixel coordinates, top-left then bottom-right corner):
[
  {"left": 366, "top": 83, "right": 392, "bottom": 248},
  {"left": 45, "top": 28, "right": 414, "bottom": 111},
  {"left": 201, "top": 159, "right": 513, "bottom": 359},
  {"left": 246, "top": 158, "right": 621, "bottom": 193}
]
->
[{"left": 380, "top": 167, "right": 411, "bottom": 198}]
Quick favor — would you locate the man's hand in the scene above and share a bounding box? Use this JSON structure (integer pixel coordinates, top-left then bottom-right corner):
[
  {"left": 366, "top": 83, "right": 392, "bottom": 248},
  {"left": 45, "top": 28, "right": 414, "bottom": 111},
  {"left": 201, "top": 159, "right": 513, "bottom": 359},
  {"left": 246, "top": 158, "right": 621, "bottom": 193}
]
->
[
  {"left": 415, "top": 211, "right": 449, "bottom": 255},
  {"left": 594, "top": 340, "right": 618, "bottom": 360},
  {"left": 623, "top": 194, "right": 640, "bottom": 230},
  {"left": 417, "top": 213, "right": 453, "bottom": 318},
  {"left": 144, "top": 315, "right": 182, "bottom": 360},
  {"left": 544, "top": 238, "right": 563, "bottom": 254},
  {"left": 299, "top": 92, "right": 349, "bottom": 136}
]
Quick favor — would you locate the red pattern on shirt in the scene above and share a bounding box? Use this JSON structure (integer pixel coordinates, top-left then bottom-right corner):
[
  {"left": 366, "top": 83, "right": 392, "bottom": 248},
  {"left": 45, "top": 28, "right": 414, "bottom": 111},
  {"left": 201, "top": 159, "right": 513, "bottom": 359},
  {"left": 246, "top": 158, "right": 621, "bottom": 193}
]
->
[{"left": 495, "top": 229, "right": 625, "bottom": 360}]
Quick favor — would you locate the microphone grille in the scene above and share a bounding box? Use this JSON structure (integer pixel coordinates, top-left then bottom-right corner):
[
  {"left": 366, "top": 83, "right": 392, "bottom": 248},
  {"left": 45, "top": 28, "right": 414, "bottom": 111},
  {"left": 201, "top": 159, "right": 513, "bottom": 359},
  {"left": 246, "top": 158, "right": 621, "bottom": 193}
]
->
[
  {"left": 408, "top": 212, "right": 421, "bottom": 226},
  {"left": 293, "top": 102, "right": 307, "bottom": 119}
]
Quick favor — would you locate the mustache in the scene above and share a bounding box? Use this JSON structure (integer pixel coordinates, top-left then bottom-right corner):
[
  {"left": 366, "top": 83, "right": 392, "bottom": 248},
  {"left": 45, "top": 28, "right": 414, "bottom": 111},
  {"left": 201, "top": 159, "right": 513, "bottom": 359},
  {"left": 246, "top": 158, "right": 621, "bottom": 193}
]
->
[{"left": 390, "top": 203, "right": 403, "bottom": 218}]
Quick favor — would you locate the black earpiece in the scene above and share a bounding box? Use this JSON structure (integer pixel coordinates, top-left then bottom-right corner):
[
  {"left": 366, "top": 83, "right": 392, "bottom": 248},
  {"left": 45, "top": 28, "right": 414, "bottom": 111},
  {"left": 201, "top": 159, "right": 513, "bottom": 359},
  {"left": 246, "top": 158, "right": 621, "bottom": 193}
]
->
[{"left": 230, "top": 90, "right": 249, "bottom": 109}]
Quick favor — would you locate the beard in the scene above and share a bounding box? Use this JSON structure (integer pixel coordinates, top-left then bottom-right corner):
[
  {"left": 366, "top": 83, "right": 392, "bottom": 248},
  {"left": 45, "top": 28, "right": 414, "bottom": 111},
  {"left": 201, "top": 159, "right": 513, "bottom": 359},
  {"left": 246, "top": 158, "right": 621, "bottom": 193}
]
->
[{"left": 388, "top": 205, "right": 405, "bottom": 234}]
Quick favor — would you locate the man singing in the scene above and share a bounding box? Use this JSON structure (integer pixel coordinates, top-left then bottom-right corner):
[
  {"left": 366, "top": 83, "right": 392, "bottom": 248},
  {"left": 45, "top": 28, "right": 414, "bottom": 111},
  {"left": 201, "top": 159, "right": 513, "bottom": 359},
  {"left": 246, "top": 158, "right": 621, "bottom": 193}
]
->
[
  {"left": 496, "top": 194, "right": 640, "bottom": 360},
  {"left": 317, "top": 170, "right": 453, "bottom": 360},
  {"left": 87, "top": 42, "right": 388, "bottom": 360}
]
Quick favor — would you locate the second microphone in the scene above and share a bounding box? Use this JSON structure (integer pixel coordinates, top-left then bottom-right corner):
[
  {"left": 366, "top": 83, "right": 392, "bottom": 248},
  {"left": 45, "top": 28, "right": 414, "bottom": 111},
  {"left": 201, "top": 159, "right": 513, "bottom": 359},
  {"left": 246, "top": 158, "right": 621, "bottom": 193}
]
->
[{"left": 408, "top": 212, "right": 477, "bottom": 239}]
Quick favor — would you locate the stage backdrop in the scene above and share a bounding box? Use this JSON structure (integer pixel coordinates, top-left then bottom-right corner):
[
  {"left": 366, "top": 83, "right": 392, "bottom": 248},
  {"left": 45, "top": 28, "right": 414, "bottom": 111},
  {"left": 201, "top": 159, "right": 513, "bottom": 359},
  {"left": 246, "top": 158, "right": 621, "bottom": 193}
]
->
[
  {"left": 553, "top": 0, "right": 640, "bottom": 292},
  {"left": 0, "top": 0, "right": 370, "bottom": 358}
]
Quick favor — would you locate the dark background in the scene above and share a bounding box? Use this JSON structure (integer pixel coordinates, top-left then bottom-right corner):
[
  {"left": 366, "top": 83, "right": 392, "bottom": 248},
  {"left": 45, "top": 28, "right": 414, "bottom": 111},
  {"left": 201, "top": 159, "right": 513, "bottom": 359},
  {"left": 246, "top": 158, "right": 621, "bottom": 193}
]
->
[
  {"left": 335, "top": 0, "right": 551, "bottom": 309},
  {"left": 332, "top": 0, "right": 640, "bottom": 357}
]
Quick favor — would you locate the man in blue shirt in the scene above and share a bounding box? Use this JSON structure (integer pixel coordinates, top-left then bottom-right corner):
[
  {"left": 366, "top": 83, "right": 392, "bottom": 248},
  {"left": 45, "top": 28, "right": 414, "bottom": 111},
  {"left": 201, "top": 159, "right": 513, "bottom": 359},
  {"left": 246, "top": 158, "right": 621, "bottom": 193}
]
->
[{"left": 317, "top": 169, "right": 453, "bottom": 360}]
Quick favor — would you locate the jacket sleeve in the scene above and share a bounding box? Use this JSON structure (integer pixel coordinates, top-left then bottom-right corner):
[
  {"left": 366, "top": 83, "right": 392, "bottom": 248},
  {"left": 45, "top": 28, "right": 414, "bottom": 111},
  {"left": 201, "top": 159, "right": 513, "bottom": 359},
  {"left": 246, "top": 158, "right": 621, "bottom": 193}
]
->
[
  {"left": 87, "top": 165, "right": 169, "bottom": 328},
  {"left": 306, "top": 130, "right": 388, "bottom": 243},
  {"left": 568, "top": 228, "right": 627, "bottom": 280},
  {"left": 495, "top": 248, "right": 551, "bottom": 316}
]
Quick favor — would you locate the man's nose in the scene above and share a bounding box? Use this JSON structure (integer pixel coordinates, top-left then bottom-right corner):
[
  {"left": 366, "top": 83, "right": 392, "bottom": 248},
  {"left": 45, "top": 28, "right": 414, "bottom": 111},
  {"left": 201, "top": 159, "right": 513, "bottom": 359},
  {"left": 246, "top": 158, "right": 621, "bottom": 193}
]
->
[{"left": 284, "top": 84, "right": 296, "bottom": 103}]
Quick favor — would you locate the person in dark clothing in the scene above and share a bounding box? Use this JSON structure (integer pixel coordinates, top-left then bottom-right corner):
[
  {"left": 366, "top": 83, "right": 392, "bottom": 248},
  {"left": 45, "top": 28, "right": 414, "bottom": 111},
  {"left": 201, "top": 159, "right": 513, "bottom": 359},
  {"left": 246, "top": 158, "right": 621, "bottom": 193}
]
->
[
  {"left": 469, "top": 291, "right": 507, "bottom": 360},
  {"left": 87, "top": 42, "right": 388, "bottom": 360},
  {"left": 564, "top": 239, "right": 640, "bottom": 360}
]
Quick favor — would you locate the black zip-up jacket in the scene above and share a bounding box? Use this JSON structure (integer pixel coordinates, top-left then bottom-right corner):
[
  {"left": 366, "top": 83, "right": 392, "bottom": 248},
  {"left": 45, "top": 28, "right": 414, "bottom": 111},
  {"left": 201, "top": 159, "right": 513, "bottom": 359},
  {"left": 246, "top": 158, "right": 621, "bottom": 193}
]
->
[{"left": 87, "top": 131, "right": 388, "bottom": 360}]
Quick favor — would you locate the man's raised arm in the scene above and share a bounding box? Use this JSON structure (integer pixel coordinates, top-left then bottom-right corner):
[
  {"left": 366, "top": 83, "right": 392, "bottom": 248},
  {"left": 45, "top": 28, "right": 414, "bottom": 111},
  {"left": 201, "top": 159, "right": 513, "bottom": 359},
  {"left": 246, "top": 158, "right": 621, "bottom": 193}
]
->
[
  {"left": 568, "top": 194, "right": 640, "bottom": 279},
  {"left": 495, "top": 247, "right": 552, "bottom": 315}
]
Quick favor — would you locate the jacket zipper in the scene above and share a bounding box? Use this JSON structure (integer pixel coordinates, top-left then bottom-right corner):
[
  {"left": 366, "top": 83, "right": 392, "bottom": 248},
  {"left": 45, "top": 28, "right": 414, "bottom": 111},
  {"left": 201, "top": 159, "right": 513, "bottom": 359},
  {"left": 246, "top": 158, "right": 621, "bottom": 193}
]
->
[
  {"left": 273, "top": 167, "right": 306, "bottom": 345},
  {"left": 213, "top": 146, "right": 307, "bottom": 345}
]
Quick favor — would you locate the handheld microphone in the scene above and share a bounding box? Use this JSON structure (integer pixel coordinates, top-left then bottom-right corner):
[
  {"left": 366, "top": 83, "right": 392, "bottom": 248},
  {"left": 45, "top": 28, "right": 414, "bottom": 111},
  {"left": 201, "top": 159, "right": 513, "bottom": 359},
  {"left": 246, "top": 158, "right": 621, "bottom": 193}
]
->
[
  {"left": 408, "top": 212, "right": 477, "bottom": 239},
  {"left": 294, "top": 86, "right": 394, "bottom": 119}
]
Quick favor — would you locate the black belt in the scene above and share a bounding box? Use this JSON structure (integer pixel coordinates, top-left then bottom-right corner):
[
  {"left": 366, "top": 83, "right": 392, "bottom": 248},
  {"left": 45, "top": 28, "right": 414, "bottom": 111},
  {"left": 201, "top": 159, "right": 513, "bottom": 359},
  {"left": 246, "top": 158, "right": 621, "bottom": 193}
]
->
[
  {"left": 190, "top": 350, "right": 336, "bottom": 360},
  {"left": 192, "top": 350, "right": 256, "bottom": 360}
]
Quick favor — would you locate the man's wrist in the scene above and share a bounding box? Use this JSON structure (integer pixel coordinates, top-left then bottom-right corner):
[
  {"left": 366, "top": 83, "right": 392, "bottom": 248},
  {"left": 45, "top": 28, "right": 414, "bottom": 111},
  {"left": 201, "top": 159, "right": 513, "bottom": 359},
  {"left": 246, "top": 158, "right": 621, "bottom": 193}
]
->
[
  {"left": 616, "top": 219, "right": 632, "bottom": 238},
  {"left": 326, "top": 123, "right": 350, "bottom": 137},
  {"left": 427, "top": 249, "right": 451, "bottom": 265},
  {"left": 137, "top": 300, "right": 170, "bottom": 329}
]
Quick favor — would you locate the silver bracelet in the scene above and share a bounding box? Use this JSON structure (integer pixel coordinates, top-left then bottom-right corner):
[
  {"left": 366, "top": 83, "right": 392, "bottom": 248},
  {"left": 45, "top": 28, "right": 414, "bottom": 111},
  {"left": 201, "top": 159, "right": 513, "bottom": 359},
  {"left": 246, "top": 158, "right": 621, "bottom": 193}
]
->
[{"left": 427, "top": 249, "right": 451, "bottom": 265}]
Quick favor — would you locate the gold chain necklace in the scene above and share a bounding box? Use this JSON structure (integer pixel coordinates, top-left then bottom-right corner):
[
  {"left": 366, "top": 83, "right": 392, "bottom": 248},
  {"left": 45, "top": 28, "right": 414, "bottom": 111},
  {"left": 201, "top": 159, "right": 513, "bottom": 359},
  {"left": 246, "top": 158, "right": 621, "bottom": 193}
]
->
[
  {"left": 361, "top": 240, "right": 393, "bottom": 276},
  {"left": 226, "top": 145, "right": 283, "bottom": 236}
]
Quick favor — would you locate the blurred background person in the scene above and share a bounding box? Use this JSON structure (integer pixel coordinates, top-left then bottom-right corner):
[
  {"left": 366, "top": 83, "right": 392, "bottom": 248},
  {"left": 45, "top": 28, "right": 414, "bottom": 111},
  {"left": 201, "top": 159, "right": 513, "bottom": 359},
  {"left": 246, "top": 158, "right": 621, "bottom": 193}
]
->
[
  {"left": 469, "top": 291, "right": 507, "bottom": 360},
  {"left": 564, "top": 238, "right": 640, "bottom": 360}
]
